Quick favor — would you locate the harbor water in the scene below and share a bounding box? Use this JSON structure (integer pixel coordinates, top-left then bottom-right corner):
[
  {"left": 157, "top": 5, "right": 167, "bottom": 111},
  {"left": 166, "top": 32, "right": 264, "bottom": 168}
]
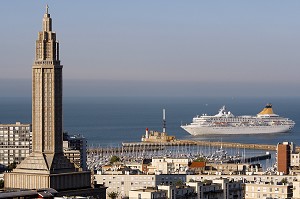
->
[{"left": 0, "top": 96, "right": 299, "bottom": 147}]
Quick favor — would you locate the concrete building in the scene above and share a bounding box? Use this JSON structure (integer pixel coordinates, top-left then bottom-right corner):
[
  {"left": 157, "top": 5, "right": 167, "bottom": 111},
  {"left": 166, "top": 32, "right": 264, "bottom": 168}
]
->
[
  {"left": 0, "top": 122, "right": 31, "bottom": 170},
  {"left": 129, "top": 188, "right": 167, "bottom": 199},
  {"left": 4, "top": 5, "right": 91, "bottom": 191},
  {"left": 157, "top": 185, "right": 196, "bottom": 199},
  {"left": 95, "top": 171, "right": 300, "bottom": 199},
  {"left": 63, "top": 133, "right": 87, "bottom": 170},
  {"left": 186, "top": 178, "right": 244, "bottom": 199},
  {"left": 212, "top": 178, "right": 244, "bottom": 199},
  {"left": 189, "top": 161, "right": 206, "bottom": 174},
  {"left": 205, "top": 163, "right": 250, "bottom": 175},
  {"left": 94, "top": 173, "right": 186, "bottom": 198},
  {"left": 292, "top": 181, "right": 300, "bottom": 199},
  {"left": 277, "top": 142, "right": 293, "bottom": 174},
  {"left": 150, "top": 157, "right": 189, "bottom": 174},
  {"left": 291, "top": 153, "right": 300, "bottom": 167},
  {"left": 245, "top": 182, "right": 292, "bottom": 199},
  {"left": 186, "top": 174, "right": 298, "bottom": 185},
  {"left": 0, "top": 126, "right": 87, "bottom": 172},
  {"left": 200, "top": 182, "right": 224, "bottom": 199},
  {"left": 186, "top": 182, "right": 203, "bottom": 199}
]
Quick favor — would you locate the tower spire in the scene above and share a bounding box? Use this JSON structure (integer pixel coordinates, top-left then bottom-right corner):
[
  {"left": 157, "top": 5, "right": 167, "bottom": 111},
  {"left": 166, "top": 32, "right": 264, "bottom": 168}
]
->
[
  {"left": 43, "top": 4, "right": 52, "bottom": 32},
  {"left": 46, "top": 4, "right": 49, "bottom": 14}
]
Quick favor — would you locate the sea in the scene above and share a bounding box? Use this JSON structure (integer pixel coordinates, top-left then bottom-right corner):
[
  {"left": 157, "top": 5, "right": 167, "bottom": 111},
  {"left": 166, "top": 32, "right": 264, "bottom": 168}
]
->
[{"left": 0, "top": 96, "right": 299, "bottom": 148}]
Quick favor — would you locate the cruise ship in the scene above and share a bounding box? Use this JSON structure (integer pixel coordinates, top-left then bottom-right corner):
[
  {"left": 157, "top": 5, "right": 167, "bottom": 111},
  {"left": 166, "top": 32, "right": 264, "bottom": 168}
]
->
[{"left": 181, "top": 104, "right": 295, "bottom": 135}]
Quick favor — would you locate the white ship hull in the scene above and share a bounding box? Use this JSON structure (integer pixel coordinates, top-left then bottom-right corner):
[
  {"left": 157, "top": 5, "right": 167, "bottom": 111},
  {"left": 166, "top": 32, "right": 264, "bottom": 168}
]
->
[
  {"left": 181, "top": 125, "right": 293, "bottom": 135},
  {"left": 181, "top": 104, "right": 295, "bottom": 136}
]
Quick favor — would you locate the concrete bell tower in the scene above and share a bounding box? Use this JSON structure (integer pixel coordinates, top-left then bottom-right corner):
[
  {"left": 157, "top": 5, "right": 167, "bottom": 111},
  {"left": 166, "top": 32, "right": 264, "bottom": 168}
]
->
[{"left": 5, "top": 5, "right": 91, "bottom": 190}]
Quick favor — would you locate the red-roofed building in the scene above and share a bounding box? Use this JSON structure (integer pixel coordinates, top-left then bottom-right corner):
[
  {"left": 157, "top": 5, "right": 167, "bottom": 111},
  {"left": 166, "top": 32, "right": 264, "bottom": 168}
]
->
[{"left": 189, "top": 161, "right": 206, "bottom": 174}]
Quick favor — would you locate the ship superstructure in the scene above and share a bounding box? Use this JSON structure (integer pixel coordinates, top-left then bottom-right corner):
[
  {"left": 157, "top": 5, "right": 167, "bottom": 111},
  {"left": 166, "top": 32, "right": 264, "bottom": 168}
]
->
[{"left": 181, "top": 104, "right": 295, "bottom": 135}]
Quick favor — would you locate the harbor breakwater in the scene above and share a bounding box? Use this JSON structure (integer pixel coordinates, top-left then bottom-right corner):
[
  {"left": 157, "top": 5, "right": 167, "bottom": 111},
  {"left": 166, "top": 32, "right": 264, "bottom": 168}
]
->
[
  {"left": 88, "top": 140, "right": 300, "bottom": 154},
  {"left": 121, "top": 140, "right": 277, "bottom": 151},
  {"left": 122, "top": 140, "right": 300, "bottom": 152}
]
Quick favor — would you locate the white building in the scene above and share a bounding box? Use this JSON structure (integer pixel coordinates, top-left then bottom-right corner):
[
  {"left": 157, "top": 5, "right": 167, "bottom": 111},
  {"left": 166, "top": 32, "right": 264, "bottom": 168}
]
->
[
  {"left": 186, "top": 174, "right": 297, "bottom": 185},
  {"left": 186, "top": 178, "right": 244, "bottom": 199},
  {"left": 0, "top": 122, "right": 31, "bottom": 170},
  {"left": 94, "top": 173, "right": 186, "bottom": 198},
  {"left": 158, "top": 185, "right": 196, "bottom": 199},
  {"left": 245, "top": 182, "right": 292, "bottom": 199},
  {"left": 150, "top": 157, "right": 189, "bottom": 174},
  {"left": 293, "top": 181, "right": 300, "bottom": 199},
  {"left": 291, "top": 153, "right": 300, "bottom": 167},
  {"left": 129, "top": 188, "right": 167, "bottom": 199}
]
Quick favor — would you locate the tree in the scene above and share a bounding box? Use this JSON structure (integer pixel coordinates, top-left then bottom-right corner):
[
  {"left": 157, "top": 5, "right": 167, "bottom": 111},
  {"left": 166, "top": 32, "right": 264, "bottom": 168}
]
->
[
  {"left": 0, "top": 179, "right": 4, "bottom": 189},
  {"left": 110, "top": 156, "right": 120, "bottom": 164},
  {"left": 194, "top": 157, "right": 206, "bottom": 162},
  {"left": 108, "top": 191, "right": 120, "bottom": 199},
  {"left": 203, "top": 179, "right": 212, "bottom": 185},
  {"left": 281, "top": 178, "right": 288, "bottom": 184},
  {"left": 7, "top": 162, "right": 17, "bottom": 171},
  {"left": 175, "top": 179, "right": 184, "bottom": 186}
]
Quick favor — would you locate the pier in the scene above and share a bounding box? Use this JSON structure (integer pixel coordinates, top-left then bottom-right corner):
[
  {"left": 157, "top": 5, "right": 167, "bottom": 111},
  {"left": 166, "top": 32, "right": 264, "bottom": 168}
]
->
[
  {"left": 88, "top": 145, "right": 165, "bottom": 155},
  {"left": 122, "top": 140, "right": 300, "bottom": 152},
  {"left": 88, "top": 140, "right": 300, "bottom": 155},
  {"left": 231, "top": 154, "right": 272, "bottom": 163},
  {"left": 121, "top": 140, "right": 277, "bottom": 151}
]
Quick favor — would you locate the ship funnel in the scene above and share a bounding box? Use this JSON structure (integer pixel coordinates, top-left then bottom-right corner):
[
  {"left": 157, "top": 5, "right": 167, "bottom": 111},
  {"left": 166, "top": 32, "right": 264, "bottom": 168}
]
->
[{"left": 258, "top": 103, "right": 274, "bottom": 115}]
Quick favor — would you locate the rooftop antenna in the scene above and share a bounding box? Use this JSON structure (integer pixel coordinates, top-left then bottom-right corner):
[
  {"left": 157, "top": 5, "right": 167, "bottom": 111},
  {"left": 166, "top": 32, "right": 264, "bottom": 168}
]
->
[{"left": 163, "top": 109, "right": 166, "bottom": 133}]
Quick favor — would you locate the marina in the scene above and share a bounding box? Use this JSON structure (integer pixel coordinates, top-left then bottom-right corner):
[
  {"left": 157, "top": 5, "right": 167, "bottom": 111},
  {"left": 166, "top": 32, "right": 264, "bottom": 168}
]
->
[
  {"left": 88, "top": 139, "right": 300, "bottom": 155},
  {"left": 87, "top": 139, "right": 277, "bottom": 171}
]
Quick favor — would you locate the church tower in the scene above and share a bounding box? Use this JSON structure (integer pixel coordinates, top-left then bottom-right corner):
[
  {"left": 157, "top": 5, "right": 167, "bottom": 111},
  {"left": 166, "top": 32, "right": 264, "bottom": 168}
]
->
[
  {"left": 31, "top": 4, "right": 66, "bottom": 165},
  {"left": 5, "top": 5, "right": 91, "bottom": 190}
]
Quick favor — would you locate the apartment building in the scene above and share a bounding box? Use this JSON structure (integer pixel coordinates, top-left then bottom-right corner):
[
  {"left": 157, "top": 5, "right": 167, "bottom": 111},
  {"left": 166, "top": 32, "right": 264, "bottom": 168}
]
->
[
  {"left": 291, "top": 153, "right": 300, "bottom": 167},
  {"left": 0, "top": 122, "right": 31, "bottom": 170},
  {"left": 158, "top": 185, "right": 196, "bottom": 199},
  {"left": 186, "top": 174, "right": 297, "bottom": 185},
  {"left": 277, "top": 142, "right": 293, "bottom": 174},
  {"left": 150, "top": 157, "right": 189, "bottom": 174},
  {"left": 245, "top": 182, "right": 292, "bottom": 199},
  {"left": 0, "top": 127, "right": 87, "bottom": 172},
  {"left": 63, "top": 133, "right": 87, "bottom": 170},
  {"left": 94, "top": 173, "right": 186, "bottom": 198},
  {"left": 129, "top": 188, "right": 167, "bottom": 199}
]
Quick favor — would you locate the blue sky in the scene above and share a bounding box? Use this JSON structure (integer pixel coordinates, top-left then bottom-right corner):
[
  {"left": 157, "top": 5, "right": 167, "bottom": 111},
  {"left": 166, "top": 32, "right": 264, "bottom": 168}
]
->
[{"left": 0, "top": 1, "right": 300, "bottom": 97}]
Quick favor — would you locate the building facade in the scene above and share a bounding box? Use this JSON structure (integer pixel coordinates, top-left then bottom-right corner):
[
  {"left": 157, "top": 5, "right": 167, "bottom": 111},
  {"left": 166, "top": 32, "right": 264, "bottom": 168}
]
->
[
  {"left": 94, "top": 173, "right": 186, "bottom": 198},
  {"left": 129, "top": 188, "right": 167, "bottom": 199},
  {"left": 291, "top": 153, "right": 300, "bottom": 167},
  {"left": 63, "top": 133, "right": 87, "bottom": 170},
  {"left": 245, "top": 182, "right": 292, "bottom": 199},
  {"left": 277, "top": 142, "right": 293, "bottom": 174},
  {"left": 151, "top": 157, "right": 189, "bottom": 174},
  {"left": 0, "top": 122, "right": 31, "bottom": 170}
]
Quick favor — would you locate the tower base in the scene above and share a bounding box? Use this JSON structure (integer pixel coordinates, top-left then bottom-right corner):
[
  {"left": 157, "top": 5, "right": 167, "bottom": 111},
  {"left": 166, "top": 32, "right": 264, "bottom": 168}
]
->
[{"left": 4, "top": 171, "right": 91, "bottom": 190}]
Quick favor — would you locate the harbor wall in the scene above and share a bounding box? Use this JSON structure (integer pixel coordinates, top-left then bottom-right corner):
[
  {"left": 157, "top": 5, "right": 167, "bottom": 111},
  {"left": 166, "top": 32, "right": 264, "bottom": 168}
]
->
[{"left": 88, "top": 140, "right": 300, "bottom": 154}]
